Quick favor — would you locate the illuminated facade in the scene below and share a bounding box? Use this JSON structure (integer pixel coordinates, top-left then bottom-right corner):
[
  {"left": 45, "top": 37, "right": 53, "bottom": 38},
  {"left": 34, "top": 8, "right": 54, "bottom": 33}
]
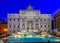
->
[
  {"left": 2, "top": 23, "right": 7, "bottom": 34},
  {"left": 0, "top": 20, "right": 3, "bottom": 34},
  {"left": 0, "top": 20, "right": 7, "bottom": 34},
  {"left": 8, "top": 5, "right": 51, "bottom": 34}
]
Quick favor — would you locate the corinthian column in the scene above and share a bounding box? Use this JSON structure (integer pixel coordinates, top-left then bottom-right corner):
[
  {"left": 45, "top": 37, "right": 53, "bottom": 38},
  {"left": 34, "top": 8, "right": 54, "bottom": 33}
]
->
[
  {"left": 34, "top": 19, "right": 35, "bottom": 31},
  {"left": 25, "top": 19, "right": 27, "bottom": 31},
  {"left": 39, "top": 19, "right": 40, "bottom": 29},
  {"left": 20, "top": 18, "right": 22, "bottom": 31}
]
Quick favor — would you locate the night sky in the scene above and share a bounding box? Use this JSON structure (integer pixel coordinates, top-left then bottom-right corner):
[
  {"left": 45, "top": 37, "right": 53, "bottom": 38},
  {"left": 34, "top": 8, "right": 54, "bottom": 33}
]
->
[{"left": 0, "top": 0, "right": 60, "bottom": 22}]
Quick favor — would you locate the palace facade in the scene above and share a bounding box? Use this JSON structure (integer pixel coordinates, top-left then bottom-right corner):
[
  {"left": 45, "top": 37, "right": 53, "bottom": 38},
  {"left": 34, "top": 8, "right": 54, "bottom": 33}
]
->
[{"left": 8, "top": 5, "right": 51, "bottom": 34}]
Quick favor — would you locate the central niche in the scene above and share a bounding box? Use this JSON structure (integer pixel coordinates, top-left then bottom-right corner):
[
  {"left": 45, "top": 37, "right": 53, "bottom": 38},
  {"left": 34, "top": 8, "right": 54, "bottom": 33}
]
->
[
  {"left": 28, "top": 20, "right": 33, "bottom": 23},
  {"left": 28, "top": 20, "right": 33, "bottom": 29}
]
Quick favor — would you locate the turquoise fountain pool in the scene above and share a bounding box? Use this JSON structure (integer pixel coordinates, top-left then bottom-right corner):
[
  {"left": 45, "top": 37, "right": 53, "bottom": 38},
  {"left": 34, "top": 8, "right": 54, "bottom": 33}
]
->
[{"left": 8, "top": 35, "right": 60, "bottom": 42}]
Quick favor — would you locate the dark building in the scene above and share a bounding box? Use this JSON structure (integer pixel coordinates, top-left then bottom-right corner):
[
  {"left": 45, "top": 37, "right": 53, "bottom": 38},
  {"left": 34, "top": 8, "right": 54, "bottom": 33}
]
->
[
  {"left": 0, "top": 20, "right": 7, "bottom": 35},
  {"left": 0, "top": 20, "right": 3, "bottom": 35},
  {"left": 52, "top": 20, "right": 54, "bottom": 30},
  {"left": 54, "top": 11, "right": 60, "bottom": 31}
]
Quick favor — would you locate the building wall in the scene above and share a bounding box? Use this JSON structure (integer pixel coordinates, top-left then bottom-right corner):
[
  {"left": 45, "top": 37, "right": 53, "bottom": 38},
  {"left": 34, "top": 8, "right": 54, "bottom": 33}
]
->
[
  {"left": 8, "top": 6, "right": 51, "bottom": 34},
  {"left": 1, "top": 23, "right": 7, "bottom": 34},
  {"left": 8, "top": 14, "right": 20, "bottom": 34},
  {"left": 54, "top": 12, "right": 60, "bottom": 31},
  {"left": 0, "top": 21, "right": 7, "bottom": 34},
  {"left": 40, "top": 14, "right": 51, "bottom": 32},
  {"left": 0, "top": 21, "right": 3, "bottom": 34},
  {"left": 8, "top": 13, "right": 51, "bottom": 34}
]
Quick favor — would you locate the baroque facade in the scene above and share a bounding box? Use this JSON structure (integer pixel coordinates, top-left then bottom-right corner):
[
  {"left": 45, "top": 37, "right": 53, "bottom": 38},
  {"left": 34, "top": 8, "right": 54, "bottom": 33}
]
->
[{"left": 8, "top": 5, "right": 51, "bottom": 34}]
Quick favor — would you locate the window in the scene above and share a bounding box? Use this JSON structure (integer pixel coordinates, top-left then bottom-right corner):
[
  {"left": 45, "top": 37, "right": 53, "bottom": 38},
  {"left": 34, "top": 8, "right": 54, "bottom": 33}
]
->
[
  {"left": 18, "top": 18, "right": 20, "bottom": 21},
  {"left": 36, "top": 24, "right": 38, "bottom": 25},
  {"left": 24, "top": 17, "right": 26, "bottom": 19},
  {"left": 48, "top": 25, "right": 50, "bottom": 27},
  {"left": 27, "top": 27, "right": 29, "bottom": 29},
  {"left": 44, "top": 25, "right": 46, "bottom": 28},
  {"left": 58, "top": 26, "right": 59, "bottom": 28},
  {"left": 40, "top": 19, "right": 42, "bottom": 21},
  {"left": 18, "top": 25, "right": 19, "bottom": 28},
  {"left": 9, "top": 18, "right": 11, "bottom": 21},
  {"left": 44, "top": 19, "right": 46, "bottom": 21},
  {"left": 36, "top": 19, "right": 38, "bottom": 22},
  {"left": 54, "top": 26, "right": 56, "bottom": 29},
  {"left": 13, "top": 30, "right": 15, "bottom": 33},
  {"left": 31, "top": 27, "right": 33, "bottom": 29},
  {"left": 14, "top": 25, "right": 15, "bottom": 28},
  {"left": 14, "top": 18, "right": 15, "bottom": 21},
  {"left": 9, "top": 25, "right": 11, "bottom": 28},
  {"left": 48, "top": 15, "right": 49, "bottom": 16},
  {"left": 41, "top": 25, "right": 42, "bottom": 28}
]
